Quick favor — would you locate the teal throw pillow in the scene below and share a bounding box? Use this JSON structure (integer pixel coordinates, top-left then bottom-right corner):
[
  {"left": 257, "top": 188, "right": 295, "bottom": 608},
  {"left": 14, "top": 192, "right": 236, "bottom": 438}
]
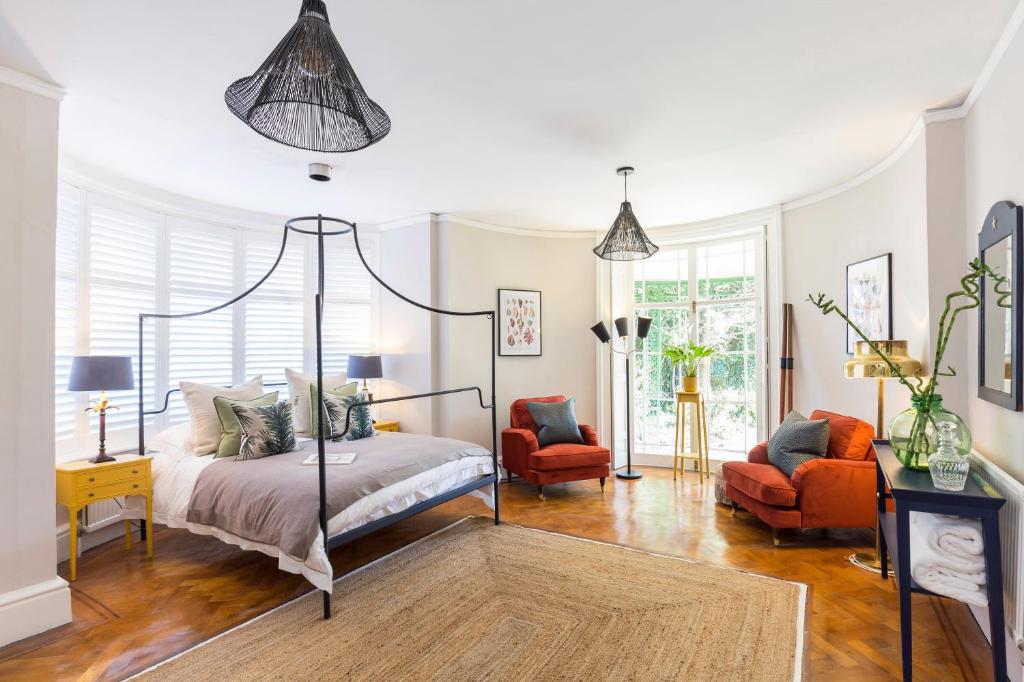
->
[
  {"left": 526, "top": 398, "right": 584, "bottom": 447},
  {"left": 767, "top": 410, "right": 829, "bottom": 477}
]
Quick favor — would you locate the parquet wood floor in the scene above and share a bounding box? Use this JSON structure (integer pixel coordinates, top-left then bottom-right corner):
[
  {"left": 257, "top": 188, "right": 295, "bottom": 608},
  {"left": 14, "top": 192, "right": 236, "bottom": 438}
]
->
[{"left": 0, "top": 466, "right": 994, "bottom": 681}]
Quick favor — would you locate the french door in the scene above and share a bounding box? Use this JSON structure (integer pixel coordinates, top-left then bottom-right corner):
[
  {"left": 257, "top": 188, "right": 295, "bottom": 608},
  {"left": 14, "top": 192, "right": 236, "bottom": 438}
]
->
[{"left": 633, "top": 233, "right": 765, "bottom": 458}]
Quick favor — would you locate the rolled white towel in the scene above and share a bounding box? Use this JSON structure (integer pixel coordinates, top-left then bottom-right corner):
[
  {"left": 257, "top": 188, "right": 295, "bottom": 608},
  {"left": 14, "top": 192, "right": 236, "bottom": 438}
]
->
[
  {"left": 930, "top": 518, "right": 984, "bottom": 560},
  {"left": 909, "top": 512, "right": 988, "bottom": 607},
  {"left": 913, "top": 512, "right": 985, "bottom": 572},
  {"left": 912, "top": 564, "right": 989, "bottom": 607}
]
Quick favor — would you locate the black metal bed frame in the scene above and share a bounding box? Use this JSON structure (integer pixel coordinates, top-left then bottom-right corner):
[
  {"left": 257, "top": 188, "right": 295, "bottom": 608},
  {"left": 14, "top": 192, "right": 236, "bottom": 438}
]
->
[{"left": 137, "top": 214, "right": 499, "bottom": 619}]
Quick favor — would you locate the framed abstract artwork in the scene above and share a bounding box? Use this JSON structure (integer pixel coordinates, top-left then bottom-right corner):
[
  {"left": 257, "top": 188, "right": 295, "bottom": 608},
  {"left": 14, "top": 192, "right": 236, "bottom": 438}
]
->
[
  {"left": 498, "top": 289, "right": 542, "bottom": 356},
  {"left": 846, "top": 253, "right": 893, "bottom": 354}
]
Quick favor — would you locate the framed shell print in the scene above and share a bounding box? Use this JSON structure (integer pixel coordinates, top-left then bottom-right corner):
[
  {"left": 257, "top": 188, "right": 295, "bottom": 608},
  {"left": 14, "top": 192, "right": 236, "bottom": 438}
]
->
[{"left": 498, "top": 289, "right": 542, "bottom": 356}]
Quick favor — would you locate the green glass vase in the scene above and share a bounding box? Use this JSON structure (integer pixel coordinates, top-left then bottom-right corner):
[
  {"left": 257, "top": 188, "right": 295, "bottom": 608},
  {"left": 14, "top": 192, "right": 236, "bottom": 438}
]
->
[{"left": 888, "top": 394, "right": 971, "bottom": 470}]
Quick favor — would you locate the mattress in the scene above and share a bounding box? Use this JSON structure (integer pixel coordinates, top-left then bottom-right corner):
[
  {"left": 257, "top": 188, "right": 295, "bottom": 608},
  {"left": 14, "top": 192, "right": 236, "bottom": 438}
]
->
[{"left": 122, "top": 433, "right": 495, "bottom": 591}]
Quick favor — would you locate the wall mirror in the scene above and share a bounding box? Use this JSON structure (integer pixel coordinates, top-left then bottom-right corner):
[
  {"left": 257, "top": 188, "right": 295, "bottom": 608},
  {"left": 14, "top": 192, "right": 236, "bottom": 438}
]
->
[{"left": 979, "top": 200, "right": 1023, "bottom": 410}]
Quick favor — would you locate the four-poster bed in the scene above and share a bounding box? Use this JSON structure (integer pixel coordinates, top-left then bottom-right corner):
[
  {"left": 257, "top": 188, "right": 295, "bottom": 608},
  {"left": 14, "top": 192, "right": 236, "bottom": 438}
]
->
[{"left": 135, "top": 214, "right": 499, "bottom": 618}]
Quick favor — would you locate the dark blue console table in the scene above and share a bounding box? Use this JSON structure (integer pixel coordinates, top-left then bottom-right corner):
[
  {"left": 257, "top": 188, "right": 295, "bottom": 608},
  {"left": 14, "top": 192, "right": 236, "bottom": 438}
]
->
[{"left": 874, "top": 440, "right": 1006, "bottom": 681}]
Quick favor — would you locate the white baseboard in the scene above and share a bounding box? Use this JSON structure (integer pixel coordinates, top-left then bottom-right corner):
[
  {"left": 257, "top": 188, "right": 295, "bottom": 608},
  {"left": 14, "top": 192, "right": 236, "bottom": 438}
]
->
[
  {"left": 56, "top": 520, "right": 126, "bottom": 564},
  {"left": 0, "top": 577, "right": 71, "bottom": 647}
]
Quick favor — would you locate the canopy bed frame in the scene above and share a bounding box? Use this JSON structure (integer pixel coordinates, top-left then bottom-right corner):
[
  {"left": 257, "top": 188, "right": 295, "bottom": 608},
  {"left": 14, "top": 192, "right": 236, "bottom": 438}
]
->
[{"left": 136, "top": 214, "right": 499, "bottom": 618}]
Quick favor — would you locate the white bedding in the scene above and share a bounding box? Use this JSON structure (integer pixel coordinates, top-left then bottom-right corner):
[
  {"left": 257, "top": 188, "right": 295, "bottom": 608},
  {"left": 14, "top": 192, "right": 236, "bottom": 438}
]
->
[{"left": 122, "top": 436, "right": 496, "bottom": 591}]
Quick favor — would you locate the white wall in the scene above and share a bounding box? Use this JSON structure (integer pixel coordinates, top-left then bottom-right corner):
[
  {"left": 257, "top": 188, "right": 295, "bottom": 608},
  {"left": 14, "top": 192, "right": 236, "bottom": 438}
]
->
[
  {"left": 782, "top": 133, "right": 931, "bottom": 430},
  {"left": 430, "top": 219, "right": 598, "bottom": 451},
  {"left": 965, "top": 16, "right": 1024, "bottom": 484},
  {"left": 378, "top": 217, "right": 439, "bottom": 435},
  {"left": 0, "top": 72, "right": 71, "bottom": 646}
]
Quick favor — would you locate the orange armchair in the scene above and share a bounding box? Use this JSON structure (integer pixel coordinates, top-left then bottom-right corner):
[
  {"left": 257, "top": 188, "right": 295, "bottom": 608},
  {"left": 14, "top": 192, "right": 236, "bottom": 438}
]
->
[
  {"left": 502, "top": 396, "right": 610, "bottom": 500},
  {"left": 722, "top": 410, "right": 876, "bottom": 544}
]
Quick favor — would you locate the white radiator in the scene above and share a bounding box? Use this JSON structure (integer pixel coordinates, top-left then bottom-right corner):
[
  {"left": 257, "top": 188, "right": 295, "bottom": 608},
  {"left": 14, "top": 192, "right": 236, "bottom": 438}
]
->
[
  {"left": 969, "top": 450, "right": 1024, "bottom": 663},
  {"left": 82, "top": 498, "right": 123, "bottom": 531}
]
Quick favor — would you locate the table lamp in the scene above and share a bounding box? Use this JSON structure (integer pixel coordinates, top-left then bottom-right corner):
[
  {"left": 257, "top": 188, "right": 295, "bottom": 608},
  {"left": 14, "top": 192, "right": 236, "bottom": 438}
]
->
[
  {"left": 347, "top": 355, "right": 383, "bottom": 401},
  {"left": 844, "top": 340, "right": 921, "bottom": 572},
  {"left": 68, "top": 356, "right": 135, "bottom": 463}
]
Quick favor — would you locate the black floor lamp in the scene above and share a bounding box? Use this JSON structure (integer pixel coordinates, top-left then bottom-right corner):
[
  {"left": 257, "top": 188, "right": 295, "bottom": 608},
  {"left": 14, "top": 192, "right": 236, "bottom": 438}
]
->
[{"left": 591, "top": 315, "right": 652, "bottom": 480}]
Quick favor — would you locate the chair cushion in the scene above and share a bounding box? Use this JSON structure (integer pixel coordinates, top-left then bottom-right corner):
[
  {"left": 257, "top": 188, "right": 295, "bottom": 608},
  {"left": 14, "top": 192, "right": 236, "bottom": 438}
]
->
[
  {"left": 526, "top": 398, "right": 584, "bottom": 447},
  {"left": 528, "top": 443, "right": 610, "bottom": 471},
  {"left": 721, "top": 462, "right": 798, "bottom": 507},
  {"left": 809, "top": 410, "right": 875, "bottom": 461},
  {"left": 511, "top": 395, "right": 566, "bottom": 432}
]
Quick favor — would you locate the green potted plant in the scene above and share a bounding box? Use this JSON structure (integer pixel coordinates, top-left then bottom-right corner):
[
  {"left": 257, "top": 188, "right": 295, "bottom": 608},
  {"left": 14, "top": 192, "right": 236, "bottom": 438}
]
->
[
  {"left": 807, "top": 258, "right": 1009, "bottom": 469},
  {"left": 663, "top": 341, "right": 717, "bottom": 393}
]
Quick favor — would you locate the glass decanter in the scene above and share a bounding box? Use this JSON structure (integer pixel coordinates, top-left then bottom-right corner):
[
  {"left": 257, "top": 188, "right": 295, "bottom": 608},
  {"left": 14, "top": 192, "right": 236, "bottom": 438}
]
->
[{"left": 928, "top": 422, "right": 970, "bottom": 491}]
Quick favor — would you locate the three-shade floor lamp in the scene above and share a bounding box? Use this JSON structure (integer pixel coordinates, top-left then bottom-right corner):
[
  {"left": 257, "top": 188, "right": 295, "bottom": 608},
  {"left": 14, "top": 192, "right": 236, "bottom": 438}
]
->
[{"left": 591, "top": 315, "right": 652, "bottom": 480}]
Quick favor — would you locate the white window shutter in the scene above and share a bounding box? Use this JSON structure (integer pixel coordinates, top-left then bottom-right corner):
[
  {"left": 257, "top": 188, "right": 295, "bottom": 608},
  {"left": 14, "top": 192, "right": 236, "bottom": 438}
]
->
[
  {"left": 88, "top": 200, "right": 160, "bottom": 436},
  {"left": 244, "top": 230, "right": 305, "bottom": 389},
  {"left": 320, "top": 232, "right": 378, "bottom": 375},
  {"left": 166, "top": 220, "right": 237, "bottom": 420},
  {"left": 55, "top": 182, "right": 81, "bottom": 444}
]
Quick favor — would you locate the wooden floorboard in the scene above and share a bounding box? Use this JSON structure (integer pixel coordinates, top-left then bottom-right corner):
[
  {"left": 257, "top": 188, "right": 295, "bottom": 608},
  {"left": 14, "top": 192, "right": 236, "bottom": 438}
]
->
[{"left": 0, "top": 466, "right": 995, "bottom": 681}]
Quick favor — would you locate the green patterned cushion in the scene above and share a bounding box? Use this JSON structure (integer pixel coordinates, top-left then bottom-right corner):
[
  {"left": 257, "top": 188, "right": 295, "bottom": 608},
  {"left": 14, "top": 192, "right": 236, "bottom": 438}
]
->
[
  {"left": 767, "top": 411, "right": 829, "bottom": 477},
  {"left": 309, "top": 382, "right": 358, "bottom": 438},
  {"left": 324, "top": 390, "right": 375, "bottom": 441},
  {"left": 213, "top": 392, "right": 279, "bottom": 459},
  {"left": 232, "top": 400, "right": 297, "bottom": 461}
]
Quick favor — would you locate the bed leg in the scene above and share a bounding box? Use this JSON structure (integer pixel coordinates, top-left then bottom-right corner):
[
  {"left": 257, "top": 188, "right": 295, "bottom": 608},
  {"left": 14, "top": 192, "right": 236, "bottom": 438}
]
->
[
  {"left": 493, "top": 477, "right": 500, "bottom": 525},
  {"left": 322, "top": 590, "right": 332, "bottom": 619},
  {"left": 140, "top": 519, "right": 147, "bottom": 542}
]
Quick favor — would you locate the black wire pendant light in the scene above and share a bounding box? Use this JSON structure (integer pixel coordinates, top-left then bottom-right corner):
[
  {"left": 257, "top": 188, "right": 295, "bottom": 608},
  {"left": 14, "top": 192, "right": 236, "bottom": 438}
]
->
[
  {"left": 593, "top": 166, "right": 659, "bottom": 261},
  {"left": 225, "top": 0, "right": 391, "bottom": 153}
]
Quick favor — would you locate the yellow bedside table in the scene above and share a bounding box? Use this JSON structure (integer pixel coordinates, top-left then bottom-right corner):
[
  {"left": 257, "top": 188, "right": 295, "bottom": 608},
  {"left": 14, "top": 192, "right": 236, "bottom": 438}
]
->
[
  {"left": 375, "top": 420, "right": 400, "bottom": 433},
  {"left": 56, "top": 455, "right": 153, "bottom": 581}
]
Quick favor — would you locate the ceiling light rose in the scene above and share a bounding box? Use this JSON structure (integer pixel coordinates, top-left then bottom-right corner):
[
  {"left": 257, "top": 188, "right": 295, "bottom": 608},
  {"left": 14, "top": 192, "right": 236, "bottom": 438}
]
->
[
  {"left": 593, "top": 166, "right": 659, "bottom": 261},
  {"left": 225, "top": 0, "right": 391, "bottom": 153}
]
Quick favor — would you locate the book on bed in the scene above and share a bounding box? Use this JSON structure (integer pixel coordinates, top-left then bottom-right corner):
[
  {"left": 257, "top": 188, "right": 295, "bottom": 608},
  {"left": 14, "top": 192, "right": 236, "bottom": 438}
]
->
[{"left": 302, "top": 452, "right": 357, "bottom": 465}]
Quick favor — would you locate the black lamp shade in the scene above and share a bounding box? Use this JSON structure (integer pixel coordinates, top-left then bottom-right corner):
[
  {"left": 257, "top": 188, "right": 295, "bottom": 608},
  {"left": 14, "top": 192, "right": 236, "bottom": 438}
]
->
[
  {"left": 225, "top": 0, "right": 391, "bottom": 153},
  {"left": 614, "top": 317, "right": 629, "bottom": 338},
  {"left": 590, "top": 321, "right": 611, "bottom": 344},
  {"left": 593, "top": 202, "right": 660, "bottom": 261},
  {"left": 68, "top": 356, "right": 135, "bottom": 392},
  {"left": 346, "top": 355, "right": 383, "bottom": 380},
  {"left": 636, "top": 315, "right": 653, "bottom": 340}
]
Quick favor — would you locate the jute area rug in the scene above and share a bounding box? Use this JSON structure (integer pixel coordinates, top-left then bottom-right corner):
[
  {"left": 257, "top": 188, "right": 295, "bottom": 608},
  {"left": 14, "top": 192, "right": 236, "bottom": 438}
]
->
[{"left": 138, "top": 517, "right": 806, "bottom": 681}]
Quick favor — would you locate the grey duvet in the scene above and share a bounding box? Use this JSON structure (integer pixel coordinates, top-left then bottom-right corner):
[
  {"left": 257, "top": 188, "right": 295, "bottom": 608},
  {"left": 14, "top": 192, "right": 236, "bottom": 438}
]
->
[{"left": 185, "top": 432, "right": 490, "bottom": 559}]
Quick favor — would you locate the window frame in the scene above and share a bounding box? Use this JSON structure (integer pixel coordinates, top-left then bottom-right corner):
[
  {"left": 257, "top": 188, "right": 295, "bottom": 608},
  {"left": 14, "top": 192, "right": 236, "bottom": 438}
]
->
[{"left": 631, "top": 230, "right": 767, "bottom": 459}]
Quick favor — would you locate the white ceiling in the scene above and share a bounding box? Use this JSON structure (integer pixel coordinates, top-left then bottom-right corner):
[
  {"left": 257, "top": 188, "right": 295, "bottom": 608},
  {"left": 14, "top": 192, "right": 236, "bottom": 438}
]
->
[{"left": 0, "top": 1, "right": 1016, "bottom": 230}]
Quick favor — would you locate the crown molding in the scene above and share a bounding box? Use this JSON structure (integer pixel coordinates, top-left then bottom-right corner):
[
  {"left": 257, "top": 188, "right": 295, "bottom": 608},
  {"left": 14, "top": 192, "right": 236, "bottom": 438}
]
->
[
  {"left": 438, "top": 214, "right": 598, "bottom": 239},
  {"left": 0, "top": 66, "right": 64, "bottom": 100},
  {"left": 782, "top": 0, "right": 1024, "bottom": 213},
  {"left": 376, "top": 213, "right": 436, "bottom": 231}
]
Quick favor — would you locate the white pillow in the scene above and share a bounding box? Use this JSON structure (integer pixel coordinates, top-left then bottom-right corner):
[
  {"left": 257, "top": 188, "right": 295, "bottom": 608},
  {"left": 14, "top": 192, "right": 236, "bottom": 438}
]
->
[
  {"left": 180, "top": 376, "right": 263, "bottom": 455},
  {"left": 146, "top": 422, "right": 194, "bottom": 461},
  {"left": 286, "top": 368, "right": 349, "bottom": 437}
]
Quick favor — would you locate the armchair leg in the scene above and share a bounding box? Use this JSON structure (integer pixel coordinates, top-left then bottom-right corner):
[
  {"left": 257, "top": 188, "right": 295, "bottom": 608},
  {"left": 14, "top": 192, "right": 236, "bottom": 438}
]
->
[
  {"left": 506, "top": 469, "right": 513, "bottom": 482},
  {"left": 772, "top": 528, "right": 781, "bottom": 547},
  {"left": 599, "top": 477, "right": 606, "bottom": 492},
  {"left": 537, "top": 485, "right": 545, "bottom": 501},
  {"left": 730, "top": 501, "right": 738, "bottom": 518}
]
